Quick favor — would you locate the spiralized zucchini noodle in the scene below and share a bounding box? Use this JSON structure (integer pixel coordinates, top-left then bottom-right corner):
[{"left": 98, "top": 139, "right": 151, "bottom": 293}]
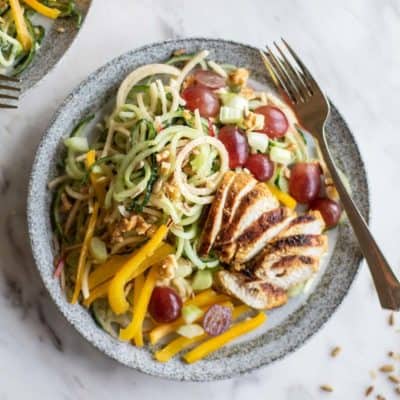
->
[{"left": 0, "top": 0, "right": 80, "bottom": 75}]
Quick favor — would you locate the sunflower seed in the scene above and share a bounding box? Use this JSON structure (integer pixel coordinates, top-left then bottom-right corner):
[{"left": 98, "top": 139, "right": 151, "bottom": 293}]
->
[
  {"left": 331, "top": 346, "right": 341, "bottom": 357},
  {"left": 320, "top": 384, "right": 334, "bottom": 392},
  {"left": 389, "top": 312, "right": 395, "bottom": 326},
  {"left": 376, "top": 395, "right": 386, "bottom": 400},
  {"left": 380, "top": 364, "right": 395, "bottom": 373},
  {"left": 389, "top": 375, "right": 400, "bottom": 384},
  {"left": 365, "top": 386, "right": 374, "bottom": 396}
]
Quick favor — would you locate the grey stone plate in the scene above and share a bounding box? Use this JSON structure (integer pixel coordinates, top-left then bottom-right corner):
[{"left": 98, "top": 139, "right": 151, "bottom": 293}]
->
[
  {"left": 27, "top": 38, "right": 369, "bottom": 381},
  {"left": 17, "top": 0, "right": 92, "bottom": 93}
]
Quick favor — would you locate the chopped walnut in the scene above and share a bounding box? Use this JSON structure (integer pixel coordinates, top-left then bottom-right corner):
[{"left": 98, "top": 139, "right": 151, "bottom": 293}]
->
[
  {"left": 241, "top": 111, "right": 264, "bottom": 132},
  {"left": 172, "top": 277, "right": 193, "bottom": 301},
  {"left": 160, "top": 161, "right": 171, "bottom": 176},
  {"left": 60, "top": 193, "right": 72, "bottom": 212},
  {"left": 182, "top": 74, "right": 196, "bottom": 91},
  {"left": 110, "top": 214, "right": 152, "bottom": 243},
  {"left": 173, "top": 48, "right": 186, "bottom": 56},
  {"left": 228, "top": 68, "right": 249, "bottom": 88},
  {"left": 165, "top": 181, "right": 181, "bottom": 201},
  {"left": 157, "top": 255, "right": 178, "bottom": 286},
  {"left": 156, "top": 149, "right": 170, "bottom": 163},
  {"left": 240, "top": 86, "right": 256, "bottom": 100},
  {"left": 325, "top": 177, "right": 339, "bottom": 201}
]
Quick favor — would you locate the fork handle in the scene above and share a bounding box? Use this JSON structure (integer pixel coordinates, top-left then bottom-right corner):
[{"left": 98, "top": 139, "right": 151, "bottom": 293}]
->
[{"left": 318, "top": 130, "right": 400, "bottom": 310}]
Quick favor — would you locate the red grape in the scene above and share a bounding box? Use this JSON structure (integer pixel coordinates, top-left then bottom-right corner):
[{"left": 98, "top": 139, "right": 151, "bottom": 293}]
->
[
  {"left": 289, "top": 162, "right": 321, "bottom": 203},
  {"left": 310, "top": 197, "right": 342, "bottom": 228},
  {"left": 148, "top": 287, "right": 182, "bottom": 323},
  {"left": 194, "top": 70, "right": 226, "bottom": 89},
  {"left": 218, "top": 126, "right": 249, "bottom": 168},
  {"left": 255, "top": 105, "right": 289, "bottom": 138},
  {"left": 202, "top": 304, "right": 232, "bottom": 336},
  {"left": 244, "top": 153, "right": 274, "bottom": 181},
  {"left": 181, "top": 85, "right": 220, "bottom": 117}
]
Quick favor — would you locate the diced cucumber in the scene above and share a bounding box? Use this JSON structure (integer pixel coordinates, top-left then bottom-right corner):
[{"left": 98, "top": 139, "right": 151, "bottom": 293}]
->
[
  {"left": 247, "top": 132, "right": 269, "bottom": 153},
  {"left": 175, "top": 261, "right": 193, "bottom": 278},
  {"left": 274, "top": 166, "right": 289, "bottom": 193},
  {"left": 91, "top": 298, "right": 131, "bottom": 338},
  {"left": 182, "top": 304, "right": 204, "bottom": 324},
  {"left": 270, "top": 146, "right": 292, "bottom": 165},
  {"left": 191, "top": 270, "right": 213, "bottom": 291},
  {"left": 287, "top": 282, "right": 305, "bottom": 298},
  {"left": 176, "top": 324, "right": 204, "bottom": 338},
  {"left": 89, "top": 237, "right": 108, "bottom": 263},
  {"left": 64, "top": 137, "right": 89, "bottom": 153},
  {"left": 220, "top": 93, "right": 248, "bottom": 111},
  {"left": 219, "top": 106, "right": 243, "bottom": 124}
]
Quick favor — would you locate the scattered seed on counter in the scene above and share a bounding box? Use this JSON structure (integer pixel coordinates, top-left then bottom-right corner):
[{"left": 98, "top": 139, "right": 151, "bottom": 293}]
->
[
  {"left": 370, "top": 370, "right": 377, "bottom": 380},
  {"left": 389, "top": 352, "right": 400, "bottom": 361},
  {"left": 376, "top": 395, "right": 386, "bottom": 400},
  {"left": 365, "top": 386, "right": 374, "bottom": 396},
  {"left": 320, "top": 384, "right": 334, "bottom": 392},
  {"left": 380, "top": 364, "right": 395, "bottom": 373},
  {"left": 396, "top": 386, "right": 400, "bottom": 394},
  {"left": 330, "top": 346, "right": 341, "bottom": 357},
  {"left": 389, "top": 375, "right": 400, "bottom": 384}
]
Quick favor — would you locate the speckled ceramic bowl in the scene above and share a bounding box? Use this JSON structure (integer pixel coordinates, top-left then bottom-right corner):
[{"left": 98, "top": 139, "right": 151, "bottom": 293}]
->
[
  {"left": 27, "top": 38, "right": 369, "bottom": 381},
  {"left": 18, "top": 0, "right": 92, "bottom": 93}
]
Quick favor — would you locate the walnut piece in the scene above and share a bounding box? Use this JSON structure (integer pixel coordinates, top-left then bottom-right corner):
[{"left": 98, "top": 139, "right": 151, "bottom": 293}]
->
[{"left": 228, "top": 68, "right": 249, "bottom": 88}]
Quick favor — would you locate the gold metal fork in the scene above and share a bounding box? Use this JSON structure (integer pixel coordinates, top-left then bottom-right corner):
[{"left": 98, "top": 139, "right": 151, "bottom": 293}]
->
[
  {"left": 261, "top": 39, "right": 400, "bottom": 310},
  {"left": 0, "top": 74, "right": 20, "bottom": 109}
]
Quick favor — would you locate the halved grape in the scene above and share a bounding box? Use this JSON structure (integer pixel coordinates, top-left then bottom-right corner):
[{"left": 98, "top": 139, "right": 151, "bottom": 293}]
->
[
  {"left": 309, "top": 197, "right": 342, "bottom": 228},
  {"left": 202, "top": 304, "right": 232, "bottom": 336},
  {"left": 289, "top": 162, "right": 321, "bottom": 203},
  {"left": 181, "top": 85, "right": 220, "bottom": 117},
  {"left": 148, "top": 287, "right": 182, "bottom": 323},
  {"left": 194, "top": 70, "right": 226, "bottom": 89},
  {"left": 218, "top": 125, "right": 249, "bottom": 168},
  {"left": 244, "top": 153, "right": 274, "bottom": 181},
  {"left": 255, "top": 105, "right": 289, "bottom": 138}
]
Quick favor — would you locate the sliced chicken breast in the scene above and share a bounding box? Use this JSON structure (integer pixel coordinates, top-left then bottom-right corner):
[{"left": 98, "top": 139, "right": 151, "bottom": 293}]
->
[
  {"left": 217, "top": 183, "right": 279, "bottom": 246},
  {"left": 278, "top": 210, "right": 325, "bottom": 238},
  {"left": 217, "top": 270, "right": 288, "bottom": 310},
  {"left": 253, "top": 233, "right": 328, "bottom": 280},
  {"left": 233, "top": 207, "right": 296, "bottom": 264},
  {"left": 198, "top": 171, "right": 235, "bottom": 256},
  {"left": 259, "top": 255, "right": 319, "bottom": 289},
  {"left": 216, "top": 172, "right": 257, "bottom": 240}
]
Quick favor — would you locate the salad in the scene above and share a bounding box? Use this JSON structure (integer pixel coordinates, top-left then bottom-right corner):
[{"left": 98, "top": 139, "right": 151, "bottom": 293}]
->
[
  {"left": 0, "top": 0, "right": 80, "bottom": 76},
  {"left": 49, "top": 49, "right": 342, "bottom": 363}
]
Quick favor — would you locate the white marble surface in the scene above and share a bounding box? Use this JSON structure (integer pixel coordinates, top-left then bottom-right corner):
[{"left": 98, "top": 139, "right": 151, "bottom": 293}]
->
[{"left": 0, "top": 0, "right": 399, "bottom": 398}]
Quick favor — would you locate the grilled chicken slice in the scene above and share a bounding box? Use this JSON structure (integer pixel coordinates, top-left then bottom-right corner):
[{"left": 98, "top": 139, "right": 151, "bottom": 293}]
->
[
  {"left": 278, "top": 210, "right": 325, "bottom": 238},
  {"left": 253, "top": 234, "right": 327, "bottom": 279},
  {"left": 233, "top": 207, "right": 296, "bottom": 264},
  {"left": 216, "top": 172, "right": 257, "bottom": 240},
  {"left": 217, "top": 270, "right": 288, "bottom": 310},
  {"left": 258, "top": 255, "right": 319, "bottom": 290},
  {"left": 198, "top": 171, "right": 235, "bottom": 256},
  {"left": 217, "top": 183, "right": 279, "bottom": 246}
]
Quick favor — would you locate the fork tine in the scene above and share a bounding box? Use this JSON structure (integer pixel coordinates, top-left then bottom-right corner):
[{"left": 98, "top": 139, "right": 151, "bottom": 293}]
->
[
  {"left": 265, "top": 45, "right": 300, "bottom": 103},
  {"left": 281, "top": 38, "right": 317, "bottom": 92},
  {"left": 259, "top": 50, "right": 287, "bottom": 95},
  {"left": 0, "top": 84, "right": 21, "bottom": 92},
  {"left": 0, "top": 74, "right": 20, "bottom": 83},
  {"left": 273, "top": 41, "right": 309, "bottom": 100},
  {"left": 0, "top": 93, "right": 19, "bottom": 101},
  {"left": 0, "top": 103, "right": 18, "bottom": 109}
]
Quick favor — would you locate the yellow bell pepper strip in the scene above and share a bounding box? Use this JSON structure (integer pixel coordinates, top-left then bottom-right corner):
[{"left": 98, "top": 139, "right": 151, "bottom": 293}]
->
[
  {"left": 185, "top": 289, "right": 230, "bottom": 308},
  {"left": 85, "top": 150, "right": 106, "bottom": 204},
  {"left": 88, "top": 255, "right": 130, "bottom": 289},
  {"left": 154, "top": 303, "right": 249, "bottom": 362},
  {"left": 84, "top": 243, "right": 173, "bottom": 307},
  {"left": 133, "top": 274, "right": 145, "bottom": 347},
  {"left": 155, "top": 335, "right": 207, "bottom": 363},
  {"left": 119, "top": 265, "right": 159, "bottom": 341},
  {"left": 9, "top": 0, "right": 32, "bottom": 51},
  {"left": 108, "top": 224, "right": 169, "bottom": 315},
  {"left": 22, "top": 0, "right": 61, "bottom": 18},
  {"left": 71, "top": 202, "right": 99, "bottom": 304},
  {"left": 267, "top": 183, "right": 297, "bottom": 210},
  {"left": 183, "top": 312, "right": 267, "bottom": 364},
  {"left": 149, "top": 300, "right": 233, "bottom": 345}
]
